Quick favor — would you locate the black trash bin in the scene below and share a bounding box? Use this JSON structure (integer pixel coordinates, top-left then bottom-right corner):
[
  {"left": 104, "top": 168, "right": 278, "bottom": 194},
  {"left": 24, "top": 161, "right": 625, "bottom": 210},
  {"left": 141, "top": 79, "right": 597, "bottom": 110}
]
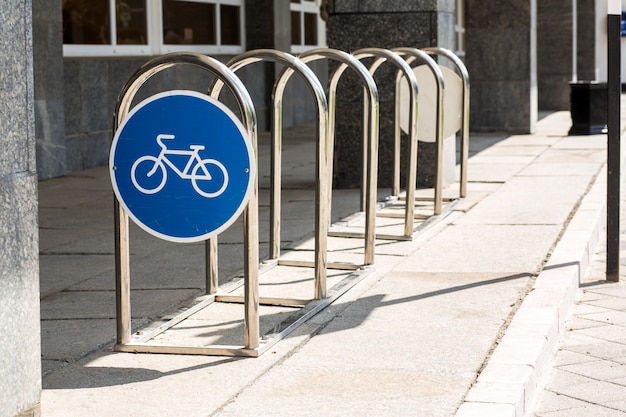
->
[{"left": 568, "top": 81, "right": 608, "bottom": 135}]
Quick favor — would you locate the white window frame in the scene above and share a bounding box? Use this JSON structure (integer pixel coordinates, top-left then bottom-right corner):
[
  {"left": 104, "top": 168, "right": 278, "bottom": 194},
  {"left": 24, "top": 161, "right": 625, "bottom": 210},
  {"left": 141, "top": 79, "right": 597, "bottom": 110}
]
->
[
  {"left": 63, "top": 0, "right": 245, "bottom": 57},
  {"left": 290, "top": 0, "right": 326, "bottom": 54}
]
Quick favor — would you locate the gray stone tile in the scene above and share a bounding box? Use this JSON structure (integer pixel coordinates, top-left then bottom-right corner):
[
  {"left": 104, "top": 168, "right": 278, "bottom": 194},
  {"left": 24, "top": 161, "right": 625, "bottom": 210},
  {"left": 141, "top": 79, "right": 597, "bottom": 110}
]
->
[
  {"left": 560, "top": 359, "right": 626, "bottom": 382},
  {"left": 552, "top": 349, "right": 597, "bottom": 366},
  {"left": 533, "top": 390, "right": 590, "bottom": 414},
  {"left": 41, "top": 318, "right": 116, "bottom": 361},
  {"left": 576, "top": 324, "right": 626, "bottom": 343},
  {"left": 579, "top": 310, "right": 626, "bottom": 326},
  {"left": 40, "top": 289, "right": 201, "bottom": 320},
  {"left": 565, "top": 340, "right": 626, "bottom": 361},
  {"left": 550, "top": 380, "right": 626, "bottom": 409},
  {"left": 39, "top": 254, "right": 114, "bottom": 298}
]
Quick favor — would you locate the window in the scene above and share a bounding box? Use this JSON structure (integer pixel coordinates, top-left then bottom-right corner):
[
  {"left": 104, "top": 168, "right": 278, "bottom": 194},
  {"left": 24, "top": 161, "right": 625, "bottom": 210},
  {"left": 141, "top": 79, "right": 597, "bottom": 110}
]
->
[
  {"left": 63, "top": 0, "right": 244, "bottom": 57},
  {"left": 290, "top": 0, "right": 326, "bottom": 53}
]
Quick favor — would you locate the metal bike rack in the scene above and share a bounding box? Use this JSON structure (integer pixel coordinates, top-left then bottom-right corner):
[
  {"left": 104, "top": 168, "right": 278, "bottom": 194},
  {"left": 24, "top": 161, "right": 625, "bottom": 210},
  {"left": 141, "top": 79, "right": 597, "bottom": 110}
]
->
[
  {"left": 393, "top": 47, "right": 446, "bottom": 216},
  {"left": 206, "top": 49, "right": 380, "bottom": 346},
  {"left": 112, "top": 52, "right": 263, "bottom": 356},
  {"left": 423, "top": 47, "right": 470, "bottom": 199},
  {"left": 109, "top": 48, "right": 469, "bottom": 358},
  {"left": 274, "top": 47, "right": 379, "bottom": 267},
  {"left": 209, "top": 49, "right": 331, "bottom": 301},
  {"left": 351, "top": 48, "right": 420, "bottom": 240}
]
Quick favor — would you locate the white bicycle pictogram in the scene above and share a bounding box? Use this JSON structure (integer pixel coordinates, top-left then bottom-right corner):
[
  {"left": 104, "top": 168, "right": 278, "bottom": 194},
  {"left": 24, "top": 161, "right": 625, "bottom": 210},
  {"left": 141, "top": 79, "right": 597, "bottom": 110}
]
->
[{"left": 131, "top": 134, "right": 229, "bottom": 198}]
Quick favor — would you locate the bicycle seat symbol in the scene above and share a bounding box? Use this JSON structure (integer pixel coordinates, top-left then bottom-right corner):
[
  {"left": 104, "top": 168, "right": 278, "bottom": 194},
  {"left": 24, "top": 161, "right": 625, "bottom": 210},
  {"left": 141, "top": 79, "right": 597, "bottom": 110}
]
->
[{"left": 131, "top": 134, "right": 229, "bottom": 198}]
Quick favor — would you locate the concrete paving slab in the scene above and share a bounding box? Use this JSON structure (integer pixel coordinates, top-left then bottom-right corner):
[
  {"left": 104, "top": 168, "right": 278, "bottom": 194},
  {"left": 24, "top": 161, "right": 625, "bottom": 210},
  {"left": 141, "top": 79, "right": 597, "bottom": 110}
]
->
[
  {"left": 463, "top": 163, "right": 526, "bottom": 183},
  {"left": 467, "top": 134, "right": 508, "bottom": 154},
  {"left": 212, "top": 270, "right": 525, "bottom": 417},
  {"left": 576, "top": 324, "right": 626, "bottom": 342},
  {"left": 39, "top": 254, "right": 114, "bottom": 298},
  {"left": 476, "top": 145, "right": 549, "bottom": 157},
  {"left": 394, "top": 224, "right": 559, "bottom": 274},
  {"left": 529, "top": 148, "right": 606, "bottom": 164},
  {"left": 41, "top": 323, "right": 321, "bottom": 417},
  {"left": 463, "top": 155, "right": 537, "bottom": 165},
  {"left": 551, "top": 135, "right": 607, "bottom": 150},
  {"left": 549, "top": 379, "right": 626, "bottom": 406},
  {"left": 41, "top": 318, "right": 117, "bottom": 361},
  {"left": 559, "top": 359, "right": 626, "bottom": 381},
  {"left": 39, "top": 229, "right": 115, "bottom": 255},
  {"left": 41, "top": 289, "right": 201, "bottom": 320},
  {"left": 564, "top": 340, "right": 626, "bottom": 360},
  {"left": 496, "top": 135, "right": 561, "bottom": 147},
  {"left": 455, "top": 175, "right": 591, "bottom": 226}
]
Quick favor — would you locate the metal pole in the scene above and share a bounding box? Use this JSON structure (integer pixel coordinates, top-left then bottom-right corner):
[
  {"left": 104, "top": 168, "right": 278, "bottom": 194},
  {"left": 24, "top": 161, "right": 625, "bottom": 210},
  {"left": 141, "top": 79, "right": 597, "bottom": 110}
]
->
[
  {"left": 607, "top": 0, "right": 621, "bottom": 282},
  {"left": 114, "top": 198, "right": 131, "bottom": 344},
  {"left": 572, "top": 0, "right": 578, "bottom": 82}
]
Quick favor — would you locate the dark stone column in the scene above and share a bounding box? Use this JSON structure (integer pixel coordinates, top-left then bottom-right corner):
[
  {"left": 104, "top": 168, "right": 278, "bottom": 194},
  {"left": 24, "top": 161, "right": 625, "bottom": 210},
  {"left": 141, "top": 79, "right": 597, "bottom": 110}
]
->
[
  {"left": 466, "top": 0, "right": 538, "bottom": 133},
  {"left": 33, "top": 0, "right": 67, "bottom": 179},
  {"left": 0, "top": 1, "right": 42, "bottom": 417},
  {"left": 326, "top": 1, "right": 455, "bottom": 188},
  {"left": 576, "top": 0, "right": 596, "bottom": 81},
  {"left": 538, "top": 0, "right": 574, "bottom": 110}
]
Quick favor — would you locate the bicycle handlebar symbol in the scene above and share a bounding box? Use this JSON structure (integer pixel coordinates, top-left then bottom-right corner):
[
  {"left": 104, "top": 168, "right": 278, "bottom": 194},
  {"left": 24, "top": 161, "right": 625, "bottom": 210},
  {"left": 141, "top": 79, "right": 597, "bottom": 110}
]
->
[{"left": 131, "top": 134, "right": 229, "bottom": 198}]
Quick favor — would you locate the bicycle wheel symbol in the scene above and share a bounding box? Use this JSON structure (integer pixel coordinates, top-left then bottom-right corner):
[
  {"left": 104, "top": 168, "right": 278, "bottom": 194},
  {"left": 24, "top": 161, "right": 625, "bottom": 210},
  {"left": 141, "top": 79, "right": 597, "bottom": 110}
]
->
[
  {"left": 191, "top": 159, "right": 229, "bottom": 198},
  {"left": 131, "top": 156, "right": 167, "bottom": 194}
]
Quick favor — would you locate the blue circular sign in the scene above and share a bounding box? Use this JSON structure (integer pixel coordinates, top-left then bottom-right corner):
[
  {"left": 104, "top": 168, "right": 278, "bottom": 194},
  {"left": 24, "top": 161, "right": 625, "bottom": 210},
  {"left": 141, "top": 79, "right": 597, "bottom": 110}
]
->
[{"left": 110, "top": 90, "right": 256, "bottom": 243}]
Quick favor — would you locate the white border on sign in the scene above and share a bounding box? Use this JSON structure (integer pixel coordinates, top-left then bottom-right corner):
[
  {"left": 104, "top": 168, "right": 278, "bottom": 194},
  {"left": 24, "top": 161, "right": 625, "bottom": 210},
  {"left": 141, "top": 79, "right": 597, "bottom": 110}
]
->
[{"left": 109, "top": 90, "right": 256, "bottom": 243}]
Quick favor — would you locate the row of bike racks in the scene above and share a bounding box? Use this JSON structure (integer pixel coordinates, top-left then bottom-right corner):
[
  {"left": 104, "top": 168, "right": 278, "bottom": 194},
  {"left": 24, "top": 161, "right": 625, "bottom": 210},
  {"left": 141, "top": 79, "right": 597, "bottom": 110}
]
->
[{"left": 112, "top": 46, "right": 469, "bottom": 357}]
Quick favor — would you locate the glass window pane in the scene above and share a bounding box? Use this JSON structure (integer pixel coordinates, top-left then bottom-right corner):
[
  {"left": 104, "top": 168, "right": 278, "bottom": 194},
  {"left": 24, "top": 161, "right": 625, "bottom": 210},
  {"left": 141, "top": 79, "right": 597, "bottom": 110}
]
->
[
  {"left": 116, "top": 0, "right": 147, "bottom": 45},
  {"left": 291, "top": 11, "right": 301, "bottom": 45},
  {"left": 62, "top": 0, "right": 111, "bottom": 44},
  {"left": 163, "top": 0, "right": 216, "bottom": 45},
  {"left": 220, "top": 5, "right": 240, "bottom": 45},
  {"left": 304, "top": 12, "right": 317, "bottom": 45}
]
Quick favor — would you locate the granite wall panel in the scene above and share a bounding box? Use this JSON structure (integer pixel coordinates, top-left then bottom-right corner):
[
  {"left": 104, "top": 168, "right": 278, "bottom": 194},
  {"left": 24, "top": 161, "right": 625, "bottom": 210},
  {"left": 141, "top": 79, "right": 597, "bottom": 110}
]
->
[
  {"left": 470, "top": 80, "right": 534, "bottom": 131},
  {"left": 0, "top": 173, "right": 41, "bottom": 417},
  {"left": 466, "top": 0, "right": 537, "bottom": 132},
  {"left": 331, "top": 0, "right": 454, "bottom": 13},
  {"left": 327, "top": 4, "right": 454, "bottom": 188},
  {"left": 576, "top": 0, "right": 596, "bottom": 81},
  {"left": 0, "top": 2, "right": 32, "bottom": 178},
  {"left": 537, "top": 0, "right": 573, "bottom": 110},
  {"left": 0, "top": 1, "right": 41, "bottom": 416},
  {"left": 33, "top": 0, "right": 66, "bottom": 179}
]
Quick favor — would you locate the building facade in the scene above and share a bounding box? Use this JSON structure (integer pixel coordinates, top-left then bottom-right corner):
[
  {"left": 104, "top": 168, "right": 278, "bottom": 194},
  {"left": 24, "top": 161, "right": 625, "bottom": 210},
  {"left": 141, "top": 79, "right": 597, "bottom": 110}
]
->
[{"left": 2, "top": 1, "right": 604, "bottom": 416}]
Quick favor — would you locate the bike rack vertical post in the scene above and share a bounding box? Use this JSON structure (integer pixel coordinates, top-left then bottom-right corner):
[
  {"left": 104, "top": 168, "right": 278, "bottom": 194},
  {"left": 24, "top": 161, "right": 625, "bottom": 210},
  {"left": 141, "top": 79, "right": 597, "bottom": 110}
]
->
[
  {"left": 210, "top": 49, "right": 330, "bottom": 299},
  {"left": 393, "top": 47, "right": 445, "bottom": 215},
  {"left": 113, "top": 52, "right": 261, "bottom": 352},
  {"left": 423, "top": 47, "right": 470, "bottom": 199},
  {"left": 274, "top": 48, "right": 379, "bottom": 266},
  {"left": 353, "top": 48, "right": 420, "bottom": 239}
]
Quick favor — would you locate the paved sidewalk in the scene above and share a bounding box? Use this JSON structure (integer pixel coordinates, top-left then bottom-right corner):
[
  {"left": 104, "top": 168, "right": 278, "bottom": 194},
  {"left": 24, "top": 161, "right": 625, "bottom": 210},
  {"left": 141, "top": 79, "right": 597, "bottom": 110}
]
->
[
  {"left": 38, "top": 107, "right": 619, "bottom": 417},
  {"left": 530, "top": 191, "right": 626, "bottom": 416}
]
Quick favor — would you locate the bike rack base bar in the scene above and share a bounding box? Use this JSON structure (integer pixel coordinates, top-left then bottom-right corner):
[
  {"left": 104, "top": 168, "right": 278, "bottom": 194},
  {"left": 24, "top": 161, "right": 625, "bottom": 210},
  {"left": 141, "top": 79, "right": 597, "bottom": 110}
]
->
[
  {"left": 328, "top": 197, "right": 461, "bottom": 242},
  {"left": 113, "top": 261, "right": 373, "bottom": 358}
]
